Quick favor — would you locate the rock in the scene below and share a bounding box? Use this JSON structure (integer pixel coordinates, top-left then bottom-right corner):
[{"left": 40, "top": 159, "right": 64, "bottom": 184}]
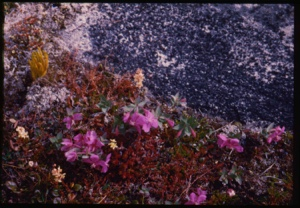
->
[
  {"left": 84, "top": 4, "right": 294, "bottom": 130},
  {"left": 4, "top": 3, "right": 294, "bottom": 130}
]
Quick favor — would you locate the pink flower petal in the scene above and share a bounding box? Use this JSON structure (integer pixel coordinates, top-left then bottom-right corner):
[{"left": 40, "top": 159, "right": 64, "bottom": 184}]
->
[
  {"left": 166, "top": 118, "right": 175, "bottom": 127},
  {"left": 123, "top": 112, "right": 131, "bottom": 123},
  {"left": 176, "top": 129, "right": 182, "bottom": 138},
  {"left": 73, "top": 113, "right": 83, "bottom": 121},
  {"left": 217, "top": 134, "right": 228, "bottom": 148},
  {"left": 190, "top": 127, "right": 196, "bottom": 138}
]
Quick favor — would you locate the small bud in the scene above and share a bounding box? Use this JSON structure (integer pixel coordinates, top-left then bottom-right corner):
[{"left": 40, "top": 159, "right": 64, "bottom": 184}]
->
[
  {"left": 227, "top": 189, "right": 235, "bottom": 197},
  {"left": 28, "top": 161, "right": 34, "bottom": 167}
]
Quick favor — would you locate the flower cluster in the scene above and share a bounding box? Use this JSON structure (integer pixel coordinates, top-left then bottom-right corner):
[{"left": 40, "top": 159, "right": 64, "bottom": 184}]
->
[
  {"left": 108, "top": 139, "right": 118, "bottom": 150},
  {"left": 227, "top": 188, "right": 236, "bottom": 197},
  {"left": 123, "top": 109, "right": 158, "bottom": 134},
  {"left": 61, "top": 130, "right": 111, "bottom": 173},
  {"left": 185, "top": 188, "right": 207, "bottom": 205},
  {"left": 52, "top": 165, "right": 66, "bottom": 183},
  {"left": 267, "top": 126, "right": 285, "bottom": 144},
  {"left": 63, "top": 112, "right": 82, "bottom": 129},
  {"left": 16, "top": 126, "right": 29, "bottom": 139},
  {"left": 217, "top": 134, "right": 244, "bottom": 152},
  {"left": 28, "top": 161, "right": 38, "bottom": 167},
  {"left": 133, "top": 68, "right": 144, "bottom": 89}
]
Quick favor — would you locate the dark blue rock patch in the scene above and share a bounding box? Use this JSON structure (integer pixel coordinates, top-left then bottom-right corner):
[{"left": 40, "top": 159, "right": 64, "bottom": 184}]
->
[{"left": 84, "top": 4, "right": 294, "bottom": 130}]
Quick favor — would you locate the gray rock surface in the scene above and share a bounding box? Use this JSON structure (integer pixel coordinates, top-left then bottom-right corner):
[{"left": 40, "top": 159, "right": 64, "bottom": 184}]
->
[
  {"left": 4, "top": 3, "right": 294, "bottom": 130},
  {"left": 82, "top": 4, "right": 294, "bottom": 130}
]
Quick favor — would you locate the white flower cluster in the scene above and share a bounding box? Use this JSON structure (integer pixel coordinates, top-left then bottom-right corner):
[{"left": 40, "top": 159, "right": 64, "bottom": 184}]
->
[
  {"left": 52, "top": 165, "right": 66, "bottom": 183},
  {"left": 16, "top": 126, "right": 29, "bottom": 139},
  {"left": 134, "top": 68, "right": 145, "bottom": 89}
]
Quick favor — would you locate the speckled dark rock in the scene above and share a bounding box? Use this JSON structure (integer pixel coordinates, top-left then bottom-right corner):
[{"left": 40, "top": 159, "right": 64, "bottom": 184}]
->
[{"left": 83, "top": 4, "right": 294, "bottom": 130}]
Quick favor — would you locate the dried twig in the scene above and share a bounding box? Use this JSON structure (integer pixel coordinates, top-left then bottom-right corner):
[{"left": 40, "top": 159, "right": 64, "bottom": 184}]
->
[
  {"left": 259, "top": 162, "right": 276, "bottom": 177},
  {"left": 179, "top": 169, "right": 210, "bottom": 198}
]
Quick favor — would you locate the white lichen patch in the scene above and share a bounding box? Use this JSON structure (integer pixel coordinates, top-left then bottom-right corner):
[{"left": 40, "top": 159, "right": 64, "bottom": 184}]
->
[
  {"left": 279, "top": 25, "right": 294, "bottom": 51},
  {"left": 22, "top": 85, "right": 70, "bottom": 114},
  {"left": 222, "top": 124, "right": 240, "bottom": 135},
  {"left": 156, "top": 51, "right": 176, "bottom": 67}
]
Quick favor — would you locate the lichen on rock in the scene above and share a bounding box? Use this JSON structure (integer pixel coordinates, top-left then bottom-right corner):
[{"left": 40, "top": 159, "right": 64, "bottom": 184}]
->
[{"left": 20, "top": 84, "right": 70, "bottom": 115}]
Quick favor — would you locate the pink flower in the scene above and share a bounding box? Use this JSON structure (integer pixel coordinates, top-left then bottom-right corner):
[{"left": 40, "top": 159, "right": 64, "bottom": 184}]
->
[
  {"left": 267, "top": 126, "right": 285, "bottom": 144},
  {"left": 115, "top": 126, "right": 119, "bottom": 136},
  {"left": 128, "top": 112, "right": 146, "bottom": 134},
  {"left": 73, "top": 133, "right": 84, "bottom": 146},
  {"left": 61, "top": 138, "right": 73, "bottom": 152},
  {"left": 166, "top": 118, "right": 175, "bottom": 127},
  {"left": 227, "top": 188, "right": 236, "bottom": 197},
  {"left": 84, "top": 130, "right": 104, "bottom": 153},
  {"left": 98, "top": 153, "right": 111, "bottom": 173},
  {"left": 82, "top": 154, "right": 101, "bottom": 169},
  {"left": 63, "top": 113, "right": 82, "bottom": 129},
  {"left": 190, "top": 127, "right": 196, "bottom": 138},
  {"left": 82, "top": 153, "right": 111, "bottom": 173},
  {"left": 123, "top": 112, "right": 131, "bottom": 123},
  {"left": 185, "top": 188, "right": 207, "bottom": 205},
  {"left": 217, "top": 134, "right": 244, "bottom": 152},
  {"left": 65, "top": 150, "right": 78, "bottom": 162},
  {"left": 141, "top": 109, "right": 158, "bottom": 132},
  {"left": 176, "top": 129, "right": 183, "bottom": 138}
]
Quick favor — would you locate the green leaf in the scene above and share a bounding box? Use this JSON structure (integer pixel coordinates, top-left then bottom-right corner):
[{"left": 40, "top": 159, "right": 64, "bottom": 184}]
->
[
  {"left": 97, "top": 95, "right": 112, "bottom": 113},
  {"left": 56, "top": 132, "right": 63, "bottom": 140},
  {"left": 157, "top": 121, "right": 163, "bottom": 129},
  {"left": 55, "top": 143, "right": 61, "bottom": 149},
  {"left": 102, "top": 183, "right": 110, "bottom": 191},
  {"left": 52, "top": 189, "right": 60, "bottom": 197},
  {"left": 137, "top": 98, "right": 148, "bottom": 107},
  {"left": 123, "top": 105, "right": 134, "bottom": 112},
  {"left": 235, "top": 175, "right": 243, "bottom": 185},
  {"left": 66, "top": 108, "right": 73, "bottom": 116},
  {"left": 5, "top": 181, "right": 19, "bottom": 193},
  {"left": 73, "top": 184, "right": 82, "bottom": 191},
  {"left": 165, "top": 200, "right": 173, "bottom": 205},
  {"left": 184, "top": 126, "right": 191, "bottom": 136},
  {"left": 173, "top": 124, "right": 181, "bottom": 131},
  {"left": 266, "top": 123, "right": 275, "bottom": 133},
  {"left": 155, "top": 106, "right": 162, "bottom": 117},
  {"left": 49, "top": 137, "right": 57, "bottom": 143},
  {"left": 187, "top": 116, "right": 198, "bottom": 128},
  {"left": 53, "top": 197, "right": 61, "bottom": 204},
  {"left": 229, "top": 165, "right": 237, "bottom": 174}
]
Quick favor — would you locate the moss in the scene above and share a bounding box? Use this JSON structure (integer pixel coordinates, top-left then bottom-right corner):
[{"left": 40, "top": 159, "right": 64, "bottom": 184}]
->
[{"left": 29, "top": 47, "right": 49, "bottom": 81}]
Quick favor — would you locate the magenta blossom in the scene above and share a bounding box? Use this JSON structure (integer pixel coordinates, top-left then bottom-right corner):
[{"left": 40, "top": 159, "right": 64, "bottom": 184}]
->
[
  {"left": 166, "top": 118, "right": 175, "bottom": 127},
  {"left": 61, "top": 138, "right": 73, "bottom": 152},
  {"left": 141, "top": 109, "right": 158, "bottom": 132},
  {"left": 84, "top": 130, "right": 104, "bottom": 153},
  {"left": 185, "top": 188, "right": 207, "bottom": 205},
  {"left": 124, "top": 111, "right": 146, "bottom": 134},
  {"left": 217, "top": 134, "right": 244, "bottom": 152},
  {"left": 98, "top": 153, "right": 111, "bottom": 173},
  {"left": 73, "top": 133, "right": 84, "bottom": 146},
  {"left": 123, "top": 112, "right": 131, "bottom": 123},
  {"left": 267, "top": 126, "right": 285, "bottom": 144},
  {"left": 63, "top": 113, "right": 82, "bottom": 129},
  {"left": 82, "top": 153, "right": 111, "bottom": 173},
  {"left": 176, "top": 129, "right": 183, "bottom": 138},
  {"left": 82, "top": 154, "right": 102, "bottom": 169},
  {"left": 65, "top": 150, "right": 78, "bottom": 162},
  {"left": 190, "top": 127, "right": 196, "bottom": 138}
]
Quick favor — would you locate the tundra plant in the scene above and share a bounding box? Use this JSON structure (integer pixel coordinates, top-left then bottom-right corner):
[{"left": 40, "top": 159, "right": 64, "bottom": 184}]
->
[
  {"left": 61, "top": 130, "right": 111, "bottom": 173},
  {"left": 185, "top": 188, "right": 207, "bottom": 205}
]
